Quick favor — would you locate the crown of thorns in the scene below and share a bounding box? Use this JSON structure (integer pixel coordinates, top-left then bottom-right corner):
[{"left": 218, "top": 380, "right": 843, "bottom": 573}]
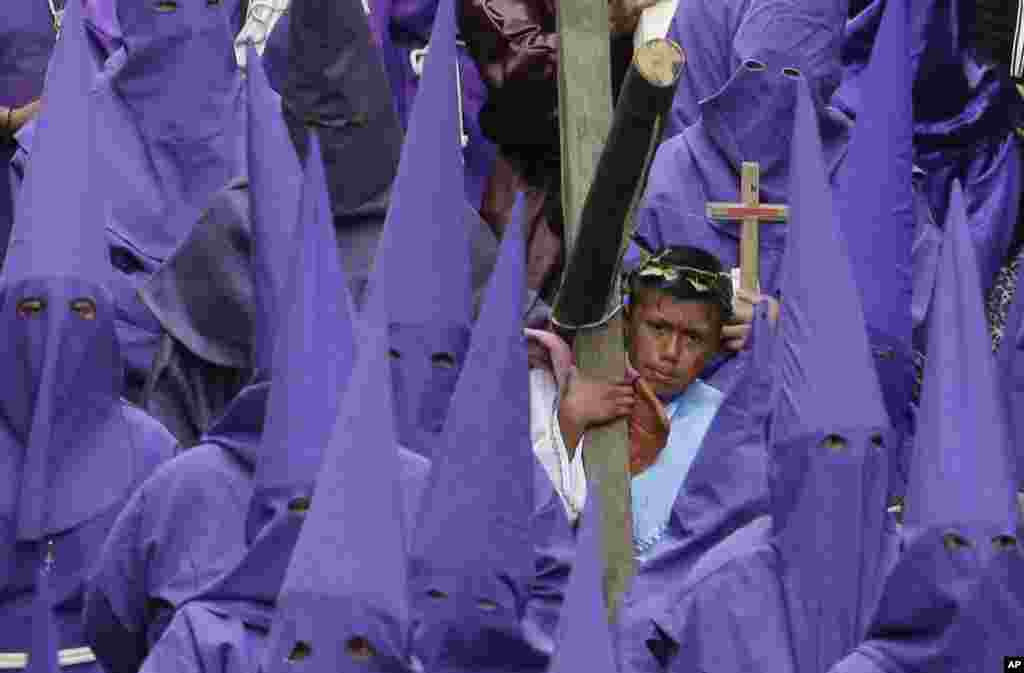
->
[{"left": 623, "top": 249, "right": 734, "bottom": 320}]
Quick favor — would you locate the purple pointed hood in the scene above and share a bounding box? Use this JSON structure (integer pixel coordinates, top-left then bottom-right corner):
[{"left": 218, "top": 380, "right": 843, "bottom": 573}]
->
[
  {"left": 408, "top": 166, "right": 537, "bottom": 671},
  {"left": 834, "top": 0, "right": 915, "bottom": 494},
  {"left": 770, "top": 77, "right": 888, "bottom": 446},
  {"left": 700, "top": 61, "right": 799, "bottom": 206},
  {"left": 174, "top": 134, "right": 359, "bottom": 634},
  {"left": 0, "top": 0, "right": 138, "bottom": 542},
  {"left": 89, "top": 0, "right": 245, "bottom": 267},
  {"left": 114, "top": 0, "right": 240, "bottom": 142},
  {"left": 276, "top": 0, "right": 403, "bottom": 312},
  {"left": 547, "top": 488, "right": 618, "bottom": 673},
  {"left": 857, "top": 181, "right": 1024, "bottom": 671},
  {"left": 769, "top": 75, "right": 892, "bottom": 672},
  {"left": 666, "top": 0, "right": 846, "bottom": 134},
  {"left": 904, "top": 181, "right": 1018, "bottom": 533},
  {"left": 263, "top": 321, "right": 416, "bottom": 673},
  {"left": 247, "top": 131, "right": 356, "bottom": 542},
  {"left": 362, "top": 0, "right": 473, "bottom": 457},
  {"left": 246, "top": 43, "right": 303, "bottom": 375}
]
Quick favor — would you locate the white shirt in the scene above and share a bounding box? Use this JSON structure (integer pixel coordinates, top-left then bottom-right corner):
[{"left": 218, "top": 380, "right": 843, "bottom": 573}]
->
[
  {"left": 529, "top": 367, "right": 724, "bottom": 559},
  {"left": 529, "top": 368, "right": 587, "bottom": 523}
]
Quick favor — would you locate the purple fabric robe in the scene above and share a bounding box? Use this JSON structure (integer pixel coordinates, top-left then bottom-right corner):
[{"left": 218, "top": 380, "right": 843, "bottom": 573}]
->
[
  {"left": 1, "top": 4, "right": 174, "bottom": 670},
  {"left": 132, "top": 440, "right": 429, "bottom": 673},
  {"left": 80, "top": 427, "right": 255, "bottom": 673}
]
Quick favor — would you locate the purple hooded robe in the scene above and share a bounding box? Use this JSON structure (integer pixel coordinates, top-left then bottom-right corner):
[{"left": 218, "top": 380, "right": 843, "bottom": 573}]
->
[{"left": 1, "top": 5, "right": 174, "bottom": 671}]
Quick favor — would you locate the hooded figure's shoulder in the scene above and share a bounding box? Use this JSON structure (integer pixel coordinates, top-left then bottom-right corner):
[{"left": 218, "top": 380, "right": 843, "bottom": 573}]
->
[
  {"left": 119, "top": 400, "right": 177, "bottom": 476},
  {"left": 126, "top": 436, "right": 253, "bottom": 528}
]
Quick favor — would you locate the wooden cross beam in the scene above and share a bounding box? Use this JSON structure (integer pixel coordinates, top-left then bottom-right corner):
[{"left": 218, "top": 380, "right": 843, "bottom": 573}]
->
[
  {"left": 554, "top": 15, "right": 683, "bottom": 622},
  {"left": 706, "top": 161, "right": 788, "bottom": 294}
]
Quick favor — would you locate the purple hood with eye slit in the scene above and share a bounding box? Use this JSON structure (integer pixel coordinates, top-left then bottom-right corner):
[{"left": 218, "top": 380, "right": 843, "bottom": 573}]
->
[{"left": 0, "top": 0, "right": 138, "bottom": 542}]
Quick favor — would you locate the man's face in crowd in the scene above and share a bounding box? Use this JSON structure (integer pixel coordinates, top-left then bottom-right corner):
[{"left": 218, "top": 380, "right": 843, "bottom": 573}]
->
[{"left": 625, "top": 287, "right": 723, "bottom": 399}]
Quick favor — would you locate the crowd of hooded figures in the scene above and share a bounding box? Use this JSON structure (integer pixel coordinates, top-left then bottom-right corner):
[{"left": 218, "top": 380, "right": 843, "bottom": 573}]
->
[{"left": 1, "top": 0, "right": 1023, "bottom": 670}]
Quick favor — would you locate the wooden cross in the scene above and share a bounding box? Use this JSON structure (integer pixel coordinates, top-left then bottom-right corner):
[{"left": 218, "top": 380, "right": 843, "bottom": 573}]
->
[{"left": 706, "top": 162, "right": 788, "bottom": 294}]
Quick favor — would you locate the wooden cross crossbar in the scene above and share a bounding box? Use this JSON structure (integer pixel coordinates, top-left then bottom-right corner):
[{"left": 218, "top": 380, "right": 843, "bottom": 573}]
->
[{"left": 706, "top": 162, "right": 788, "bottom": 293}]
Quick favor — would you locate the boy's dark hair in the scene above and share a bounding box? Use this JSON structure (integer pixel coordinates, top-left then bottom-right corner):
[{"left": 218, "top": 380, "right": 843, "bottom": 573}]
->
[{"left": 625, "top": 245, "right": 733, "bottom": 321}]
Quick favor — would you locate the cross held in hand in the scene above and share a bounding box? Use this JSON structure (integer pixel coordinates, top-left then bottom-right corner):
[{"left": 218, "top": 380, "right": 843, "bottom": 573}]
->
[{"left": 706, "top": 162, "right": 788, "bottom": 293}]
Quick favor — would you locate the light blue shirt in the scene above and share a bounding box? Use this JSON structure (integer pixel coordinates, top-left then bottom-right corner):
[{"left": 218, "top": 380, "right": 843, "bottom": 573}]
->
[{"left": 631, "top": 380, "right": 724, "bottom": 560}]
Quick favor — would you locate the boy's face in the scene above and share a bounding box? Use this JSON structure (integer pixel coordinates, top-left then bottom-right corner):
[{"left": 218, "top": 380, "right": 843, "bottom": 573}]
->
[{"left": 625, "top": 287, "right": 723, "bottom": 399}]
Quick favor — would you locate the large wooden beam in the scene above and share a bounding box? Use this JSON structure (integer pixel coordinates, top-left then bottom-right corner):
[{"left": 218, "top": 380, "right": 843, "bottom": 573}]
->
[
  {"left": 555, "top": 0, "right": 621, "bottom": 623},
  {"left": 555, "top": 27, "right": 684, "bottom": 622},
  {"left": 556, "top": 0, "right": 612, "bottom": 253}
]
